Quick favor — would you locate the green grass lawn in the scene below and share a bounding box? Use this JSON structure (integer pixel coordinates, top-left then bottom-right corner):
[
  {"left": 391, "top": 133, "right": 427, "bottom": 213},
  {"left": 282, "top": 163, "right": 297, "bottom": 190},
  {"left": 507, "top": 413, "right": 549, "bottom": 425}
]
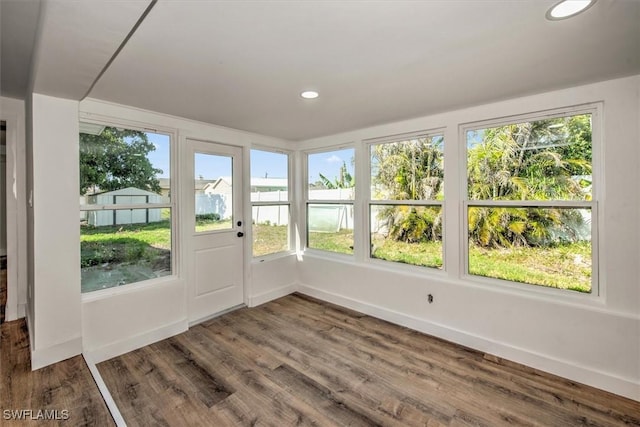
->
[
  {"left": 308, "top": 229, "right": 354, "bottom": 254},
  {"left": 81, "top": 221, "right": 591, "bottom": 293},
  {"left": 469, "top": 241, "right": 591, "bottom": 292},
  {"left": 80, "top": 220, "right": 171, "bottom": 268},
  {"left": 195, "top": 218, "right": 232, "bottom": 232},
  {"left": 253, "top": 224, "right": 289, "bottom": 256}
]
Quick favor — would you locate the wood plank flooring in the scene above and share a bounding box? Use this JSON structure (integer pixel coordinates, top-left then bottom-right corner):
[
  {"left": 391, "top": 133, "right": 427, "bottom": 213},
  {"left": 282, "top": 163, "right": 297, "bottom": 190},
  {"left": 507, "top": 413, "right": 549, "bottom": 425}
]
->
[
  {"left": 0, "top": 319, "right": 114, "bottom": 426},
  {"left": 98, "top": 293, "right": 640, "bottom": 426},
  {"left": 1, "top": 263, "right": 7, "bottom": 324}
]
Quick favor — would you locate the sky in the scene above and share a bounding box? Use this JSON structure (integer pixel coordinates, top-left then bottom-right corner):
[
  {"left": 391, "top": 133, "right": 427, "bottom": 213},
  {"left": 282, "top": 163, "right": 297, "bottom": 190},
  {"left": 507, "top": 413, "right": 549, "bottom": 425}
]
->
[{"left": 144, "top": 131, "right": 353, "bottom": 183}]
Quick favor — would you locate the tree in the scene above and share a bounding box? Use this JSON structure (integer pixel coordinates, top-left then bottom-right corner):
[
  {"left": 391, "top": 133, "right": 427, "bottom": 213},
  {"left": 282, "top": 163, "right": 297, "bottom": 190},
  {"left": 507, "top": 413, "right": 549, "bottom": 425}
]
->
[
  {"left": 317, "top": 161, "right": 354, "bottom": 189},
  {"left": 80, "top": 127, "right": 162, "bottom": 195},
  {"left": 467, "top": 114, "right": 592, "bottom": 248},
  {"left": 371, "top": 136, "right": 444, "bottom": 243}
]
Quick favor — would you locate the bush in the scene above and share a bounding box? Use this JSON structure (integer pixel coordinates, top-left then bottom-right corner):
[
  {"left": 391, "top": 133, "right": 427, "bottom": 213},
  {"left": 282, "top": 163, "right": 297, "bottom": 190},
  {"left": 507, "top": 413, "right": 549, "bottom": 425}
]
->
[{"left": 196, "top": 213, "right": 220, "bottom": 221}]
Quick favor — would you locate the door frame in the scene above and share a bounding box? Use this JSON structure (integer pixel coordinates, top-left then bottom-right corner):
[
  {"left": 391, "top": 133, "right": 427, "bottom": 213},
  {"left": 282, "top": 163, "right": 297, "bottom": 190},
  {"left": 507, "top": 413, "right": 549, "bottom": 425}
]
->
[
  {"left": 1, "top": 98, "right": 28, "bottom": 321},
  {"left": 180, "top": 134, "right": 250, "bottom": 324}
]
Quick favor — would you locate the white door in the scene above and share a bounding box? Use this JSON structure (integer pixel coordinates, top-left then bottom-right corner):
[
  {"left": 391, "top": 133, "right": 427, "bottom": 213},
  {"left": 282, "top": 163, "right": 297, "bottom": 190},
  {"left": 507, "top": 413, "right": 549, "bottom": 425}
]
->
[{"left": 185, "top": 139, "right": 245, "bottom": 323}]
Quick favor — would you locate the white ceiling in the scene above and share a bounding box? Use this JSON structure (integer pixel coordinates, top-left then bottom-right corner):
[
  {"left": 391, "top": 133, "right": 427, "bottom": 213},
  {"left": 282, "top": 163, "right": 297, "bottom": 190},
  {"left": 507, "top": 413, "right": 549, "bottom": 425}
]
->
[
  {"left": 0, "top": 0, "right": 41, "bottom": 99},
  {"left": 2, "top": 0, "right": 639, "bottom": 141}
]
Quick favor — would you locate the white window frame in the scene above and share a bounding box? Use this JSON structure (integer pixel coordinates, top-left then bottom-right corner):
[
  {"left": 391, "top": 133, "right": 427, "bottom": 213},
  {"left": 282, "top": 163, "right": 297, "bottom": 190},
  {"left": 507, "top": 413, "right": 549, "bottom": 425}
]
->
[
  {"left": 304, "top": 144, "right": 356, "bottom": 257},
  {"left": 79, "top": 119, "right": 178, "bottom": 295},
  {"left": 460, "top": 103, "right": 601, "bottom": 296},
  {"left": 365, "top": 129, "right": 446, "bottom": 270},
  {"left": 250, "top": 147, "right": 294, "bottom": 259}
]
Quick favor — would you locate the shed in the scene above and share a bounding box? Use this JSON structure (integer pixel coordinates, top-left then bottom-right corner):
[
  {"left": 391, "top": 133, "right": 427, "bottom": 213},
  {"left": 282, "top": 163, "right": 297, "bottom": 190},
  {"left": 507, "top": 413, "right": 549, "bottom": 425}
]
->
[{"left": 86, "top": 187, "right": 164, "bottom": 226}]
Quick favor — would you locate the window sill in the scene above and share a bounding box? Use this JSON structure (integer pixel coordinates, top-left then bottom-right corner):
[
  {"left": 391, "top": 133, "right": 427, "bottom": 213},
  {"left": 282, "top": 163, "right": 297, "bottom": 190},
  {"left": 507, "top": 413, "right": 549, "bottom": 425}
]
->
[
  {"left": 251, "top": 250, "right": 297, "bottom": 263},
  {"left": 81, "top": 275, "right": 181, "bottom": 303}
]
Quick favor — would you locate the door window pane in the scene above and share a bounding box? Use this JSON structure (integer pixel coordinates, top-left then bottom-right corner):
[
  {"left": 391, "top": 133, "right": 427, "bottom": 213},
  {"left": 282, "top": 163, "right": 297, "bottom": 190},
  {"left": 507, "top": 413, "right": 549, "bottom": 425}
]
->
[{"left": 195, "top": 153, "right": 233, "bottom": 232}]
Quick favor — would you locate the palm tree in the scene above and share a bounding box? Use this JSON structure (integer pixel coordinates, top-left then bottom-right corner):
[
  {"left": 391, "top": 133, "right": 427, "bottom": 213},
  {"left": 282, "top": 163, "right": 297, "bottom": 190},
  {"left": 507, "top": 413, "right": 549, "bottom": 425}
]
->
[
  {"left": 467, "top": 114, "right": 591, "bottom": 248},
  {"left": 371, "top": 136, "right": 444, "bottom": 243}
]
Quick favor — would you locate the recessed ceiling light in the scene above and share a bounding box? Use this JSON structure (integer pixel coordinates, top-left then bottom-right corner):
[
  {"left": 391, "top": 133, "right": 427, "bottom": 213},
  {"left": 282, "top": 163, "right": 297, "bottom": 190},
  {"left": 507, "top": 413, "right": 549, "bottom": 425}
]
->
[
  {"left": 301, "top": 90, "right": 319, "bottom": 99},
  {"left": 546, "top": 0, "right": 596, "bottom": 20}
]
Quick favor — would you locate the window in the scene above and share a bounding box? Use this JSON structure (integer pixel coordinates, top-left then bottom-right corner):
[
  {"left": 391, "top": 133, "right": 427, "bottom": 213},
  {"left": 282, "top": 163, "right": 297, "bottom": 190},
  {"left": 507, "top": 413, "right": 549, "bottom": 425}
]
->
[
  {"left": 306, "top": 148, "right": 355, "bottom": 255},
  {"left": 369, "top": 133, "right": 444, "bottom": 268},
  {"left": 465, "top": 109, "right": 596, "bottom": 293},
  {"left": 251, "top": 149, "right": 290, "bottom": 257},
  {"left": 79, "top": 124, "right": 173, "bottom": 293}
]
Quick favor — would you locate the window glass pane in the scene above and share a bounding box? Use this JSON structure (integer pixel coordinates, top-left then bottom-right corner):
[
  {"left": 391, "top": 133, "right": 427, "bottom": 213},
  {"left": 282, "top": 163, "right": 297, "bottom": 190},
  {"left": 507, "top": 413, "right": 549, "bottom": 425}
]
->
[
  {"left": 467, "top": 113, "right": 592, "bottom": 201},
  {"left": 81, "top": 208, "right": 172, "bottom": 293},
  {"left": 307, "top": 204, "right": 353, "bottom": 254},
  {"left": 371, "top": 135, "right": 444, "bottom": 201},
  {"left": 308, "top": 148, "right": 355, "bottom": 200},
  {"left": 252, "top": 205, "right": 289, "bottom": 256},
  {"left": 79, "top": 126, "right": 170, "bottom": 204},
  {"left": 250, "top": 149, "right": 288, "bottom": 202},
  {"left": 370, "top": 205, "right": 443, "bottom": 268},
  {"left": 194, "top": 153, "right": 233, "bottom": 232},
  {"left": 468, "top": 207, "right": 591, "bottom": 293}
]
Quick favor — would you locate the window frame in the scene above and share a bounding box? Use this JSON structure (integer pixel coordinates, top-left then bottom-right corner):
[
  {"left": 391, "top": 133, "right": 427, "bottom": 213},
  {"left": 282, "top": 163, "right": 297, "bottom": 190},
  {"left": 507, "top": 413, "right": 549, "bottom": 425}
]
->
[
  {"left": 250, "top": 146, "right": 294, "bottom": 260},
  {"left": 304, "top": 144, "right": 356, "bottom": 257},
  {"left": 460, "top": 103, "right": 601, "bottom": 296},
  {"left": 365, "top": 129, "right": 446, "bottom": 270},
  {"left": 78, "top": 119, "right": 178, "bottom": 295}
]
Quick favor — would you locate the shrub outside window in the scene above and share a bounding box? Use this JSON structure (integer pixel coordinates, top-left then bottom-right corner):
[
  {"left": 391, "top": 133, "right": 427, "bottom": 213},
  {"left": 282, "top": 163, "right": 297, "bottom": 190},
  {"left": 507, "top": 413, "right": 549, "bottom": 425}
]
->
[
  {"left": 307, "top": 148, "right": 355, "bottom": 255},
  {"left": 79, "top": 124, "right": 173, "bottom": 293},
  {"left": 250, "top": 149, "right": 290, "bottom": 257},
  {"left": 465, "top": 109, "right": 596, "bottom": 293},
  {"left": 369, "top": 133, "right": 444, "bottom": 269}
]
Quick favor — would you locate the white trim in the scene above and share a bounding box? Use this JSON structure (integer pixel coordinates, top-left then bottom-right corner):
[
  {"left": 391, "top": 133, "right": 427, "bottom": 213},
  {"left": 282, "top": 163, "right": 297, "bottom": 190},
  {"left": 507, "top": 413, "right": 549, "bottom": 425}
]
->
[
  {"left": 83, "top": 353, "right": 125, "bottom": 427},
  {"left": 188, "top": 304, "right": 245, "bottom": 328},
  {"left": 0, "top": 97, "right": 27, "bottom": 322},
  {"left": 364, "top": 127, "right": 447, "bottom": 146},
  {"left": 17, "top": 303, "right": 26, "bottom": 318},
  {"left": 369, "top": 200, "right": 444, "bottom": 206},
  {"left": 83, "top": 319, "right": 187, "bottom": 364},
  {"left": 249, "top": 282, "right": 299, "bottom": 308},
  {"left": 465, "top": 200, "right": 594, "bottom": 208},
  {"left": 297, "top": 284, "right": 640, "bottom": 402},
  {"left": 31, "top": 336, "right": 83, "bottom": 371}
]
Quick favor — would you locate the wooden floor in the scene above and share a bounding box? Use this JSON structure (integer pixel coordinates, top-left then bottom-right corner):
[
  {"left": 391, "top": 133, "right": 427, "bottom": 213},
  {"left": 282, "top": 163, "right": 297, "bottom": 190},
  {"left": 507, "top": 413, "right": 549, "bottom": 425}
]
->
[
  {"left": 98, "top": 293, "right": 640, "bottom": 426},
  {"left": 1, "top": 262, "right": 6, "bottom": 324},
  {"left": 0, "top": 318, "right": 114, "bottom": 426}
]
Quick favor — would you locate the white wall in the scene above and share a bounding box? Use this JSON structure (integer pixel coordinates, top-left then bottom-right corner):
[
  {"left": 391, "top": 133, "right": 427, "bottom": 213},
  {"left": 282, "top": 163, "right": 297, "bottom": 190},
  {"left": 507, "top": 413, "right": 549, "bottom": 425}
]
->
[
  {"left": 297, "top": 75, "right": 640, "bottom": 401},
  {"left": 78, "top": 98, "right": 298, "bottom": 362},
  {"left": 27, "top": 93, "right": 82, "bottom": 369},
  {"left": 0, "top": 96, "right": 28, "bottom": 322}
]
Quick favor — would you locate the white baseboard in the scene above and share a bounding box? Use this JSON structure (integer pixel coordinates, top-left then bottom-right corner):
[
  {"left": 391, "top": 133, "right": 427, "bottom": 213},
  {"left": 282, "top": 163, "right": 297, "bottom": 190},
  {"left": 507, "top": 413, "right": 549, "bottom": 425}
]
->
[
  {"left": 84, "top": 319, "right": 188, "bottom": 364},
  {"left": 298, "top": 284, "right": 640, "bottom": 402},
  {"left": 30, "top": 336, "right": 83, "bottom": 370},
  {"left": 249, "top": 282, "right": 299, "bottom": 307}
]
